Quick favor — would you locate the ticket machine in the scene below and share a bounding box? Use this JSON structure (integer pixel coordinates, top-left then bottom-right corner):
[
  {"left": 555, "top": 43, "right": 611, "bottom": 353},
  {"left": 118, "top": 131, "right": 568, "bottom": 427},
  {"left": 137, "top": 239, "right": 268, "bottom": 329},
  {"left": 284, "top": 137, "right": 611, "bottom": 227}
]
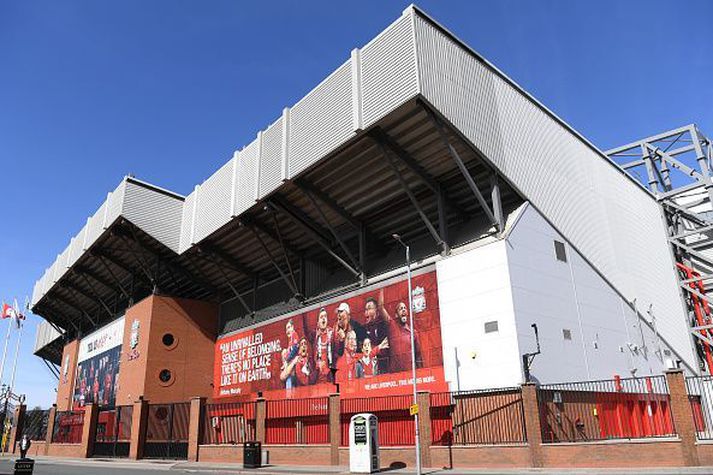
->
[{"left": 349, "top": 413, "right": 379, "bottom": 474}]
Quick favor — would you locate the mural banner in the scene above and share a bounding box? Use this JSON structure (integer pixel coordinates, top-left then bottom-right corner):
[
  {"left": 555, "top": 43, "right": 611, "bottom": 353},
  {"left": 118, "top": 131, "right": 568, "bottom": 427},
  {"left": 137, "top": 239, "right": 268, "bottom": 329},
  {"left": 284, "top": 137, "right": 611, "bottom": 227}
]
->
[
  {"left": 214, "top": 270, "right": 446, "bottom": 399},
  {"left": 73, "top": 317, "right": 124, "bottom": 408}
]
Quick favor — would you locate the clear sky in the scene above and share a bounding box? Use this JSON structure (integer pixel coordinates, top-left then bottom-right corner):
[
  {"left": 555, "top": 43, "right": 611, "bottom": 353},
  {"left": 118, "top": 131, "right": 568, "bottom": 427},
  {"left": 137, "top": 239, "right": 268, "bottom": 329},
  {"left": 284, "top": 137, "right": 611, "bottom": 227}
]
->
[{"left": 1, "top": 0, "right": 712, "bottom": 408}]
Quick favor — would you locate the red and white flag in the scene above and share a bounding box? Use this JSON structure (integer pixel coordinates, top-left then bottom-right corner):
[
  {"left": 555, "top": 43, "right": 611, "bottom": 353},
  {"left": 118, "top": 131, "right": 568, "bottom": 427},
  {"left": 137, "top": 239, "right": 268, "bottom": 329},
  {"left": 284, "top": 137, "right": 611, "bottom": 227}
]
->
[
  {"left": 11, "top": 299, "right": 24, "bottom": 329},
  {"left": 1, "top": 303, "right": 15, "bottom": 320}
]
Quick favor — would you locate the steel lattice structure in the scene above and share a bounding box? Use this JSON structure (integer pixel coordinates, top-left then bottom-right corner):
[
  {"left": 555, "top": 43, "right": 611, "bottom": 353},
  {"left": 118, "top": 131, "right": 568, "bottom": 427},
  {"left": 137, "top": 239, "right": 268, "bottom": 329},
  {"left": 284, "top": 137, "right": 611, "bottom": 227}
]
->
[{"left": 607, "top": 125, "right": 713, "bottom": 372}]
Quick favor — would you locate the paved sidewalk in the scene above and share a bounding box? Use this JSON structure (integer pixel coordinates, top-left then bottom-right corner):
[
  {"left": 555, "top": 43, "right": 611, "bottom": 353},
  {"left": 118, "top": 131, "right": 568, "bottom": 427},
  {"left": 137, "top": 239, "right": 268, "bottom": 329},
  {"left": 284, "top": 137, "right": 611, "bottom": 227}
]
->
[{"left": 4, "top": 455, "right": 713, "bottom": 475}]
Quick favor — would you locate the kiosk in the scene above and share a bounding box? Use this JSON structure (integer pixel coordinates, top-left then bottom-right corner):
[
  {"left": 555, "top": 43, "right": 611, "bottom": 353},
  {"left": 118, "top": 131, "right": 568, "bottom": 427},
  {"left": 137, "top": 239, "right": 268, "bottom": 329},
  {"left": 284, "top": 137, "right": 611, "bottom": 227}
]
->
[{"left": 349, "top": 413, "right": 379, "bottom": 474}]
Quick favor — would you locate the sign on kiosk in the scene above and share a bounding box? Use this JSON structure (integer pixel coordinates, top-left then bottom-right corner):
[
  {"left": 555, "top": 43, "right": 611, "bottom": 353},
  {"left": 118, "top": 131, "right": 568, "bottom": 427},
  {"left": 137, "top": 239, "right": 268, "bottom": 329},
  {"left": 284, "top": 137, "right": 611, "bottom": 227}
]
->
[{"left": 349, "top": 413, "right": 379, "bottom": 474}]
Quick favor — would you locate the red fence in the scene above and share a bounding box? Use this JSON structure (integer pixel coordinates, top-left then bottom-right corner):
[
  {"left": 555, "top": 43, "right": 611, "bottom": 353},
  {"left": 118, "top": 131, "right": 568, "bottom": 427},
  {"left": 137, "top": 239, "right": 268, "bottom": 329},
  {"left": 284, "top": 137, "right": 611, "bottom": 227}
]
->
[
  {"left": 51, "top": 410, "right": 85, "bottom": 444},
  {"left": 340, "top": 394, "right": 414, "bottom": 446},
  {"left": 538, "top": 376, "right": 675, "bottom": 443},
  {"left": 202, "top": 401, "right": 256, "bottom": 445},
  {"left": 430, "top": 388, "right": 526, "bottom": 445},
  {"left": 265, "top": 397, "right": 329, "bottom": 445}
]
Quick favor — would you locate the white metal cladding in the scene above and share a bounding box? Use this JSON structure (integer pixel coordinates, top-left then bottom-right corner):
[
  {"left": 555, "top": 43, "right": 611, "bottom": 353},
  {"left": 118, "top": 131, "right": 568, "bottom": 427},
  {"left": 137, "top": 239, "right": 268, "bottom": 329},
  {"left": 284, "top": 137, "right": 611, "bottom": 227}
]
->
[
  {"left": 288, "top": 60, "right": 353, "bottom": 179},
  {"left": 85, "top": 201, "right": 108, "bottom": 249},
  {"left": 413, "top": 14, "right": 696, "bottom": 368},
  {"left": 105, "top": 181, "right": 126, "bottom": 227},
  {"left": 123, "top": 180, "right": 183, "bottom": 253},
  {"left": 179, "top": 191, "right": 197, "bottom": 253},
  {"left": 69, "top": 226, "right": 87, "bottom": 268},
  {"left": 234, "top": 139, "right": 260, "bottom": 217},
  {"left": 258, "top": 117, "right": 284, "bottom": 199},
  {"left": 31, "top": 280, "right": 42, "bottom": 308},
  {"left": 33, "top": 320, "right": 62, "bottom": 353},
  {"left": 360, "top": 12, "right": 419, "bottom": 128},
  {"left": 193, "top": 157, "right": 234, "bottom": 244}
]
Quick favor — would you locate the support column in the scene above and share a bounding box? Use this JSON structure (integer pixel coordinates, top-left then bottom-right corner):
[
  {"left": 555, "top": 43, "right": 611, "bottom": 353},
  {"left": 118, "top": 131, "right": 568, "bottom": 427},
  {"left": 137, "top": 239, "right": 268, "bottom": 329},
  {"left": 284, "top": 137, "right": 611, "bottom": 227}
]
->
[
  {"left": 9, "top": 404, "right": 26, "bottom": 454},
  {"left": 665, "top": 369, "right": 700, "bottom": 466},
  {"left": 416, "top": 391, "right": 432, "bottom": 468},
  {"left": 328, "top": 393, "right": 340, "bottom": 465},
  {"left": 129, "top": 398, "right": 148, "bottom": 460},
  {"left": 255, "top": 397, "right": 266, "bottom": 443},
  {"left": 80, "top": 402, "right": 99, "bottom": 458},
  {"left": 187, "top": 397, "right": 205, "bottom": 462},
  {"left": 44, "top": 405, "right": 56, "bottom": 455},
  {"left": 520, "top": 383, "right": 544, "bottom": 468}
]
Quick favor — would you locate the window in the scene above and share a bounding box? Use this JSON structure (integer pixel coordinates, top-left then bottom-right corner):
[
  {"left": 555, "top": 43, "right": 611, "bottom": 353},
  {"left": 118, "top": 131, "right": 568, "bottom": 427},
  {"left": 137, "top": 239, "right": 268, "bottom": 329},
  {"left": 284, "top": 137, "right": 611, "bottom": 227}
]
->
[
  {"left": 162, "top": 333, "right": 175, "bottom": 347},
  {"left": 159, "top": 369, "right": 172, "bottom": 383},
  {"left": 484, "top": 321, "right": 499, "bottom": 333},
  {"left": 554, "top": 240, "right": 567, "bottom": 262},
  {"left": 562, "top": 329, "right": 572, "bottom": 341}
]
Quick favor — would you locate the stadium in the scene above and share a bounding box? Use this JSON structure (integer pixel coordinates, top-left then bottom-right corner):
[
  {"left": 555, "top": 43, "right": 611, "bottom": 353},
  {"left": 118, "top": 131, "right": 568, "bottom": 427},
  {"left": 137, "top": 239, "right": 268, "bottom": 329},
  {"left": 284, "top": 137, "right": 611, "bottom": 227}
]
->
[{"left": 23, "top": 4, "right": 713, "bottom": 470}]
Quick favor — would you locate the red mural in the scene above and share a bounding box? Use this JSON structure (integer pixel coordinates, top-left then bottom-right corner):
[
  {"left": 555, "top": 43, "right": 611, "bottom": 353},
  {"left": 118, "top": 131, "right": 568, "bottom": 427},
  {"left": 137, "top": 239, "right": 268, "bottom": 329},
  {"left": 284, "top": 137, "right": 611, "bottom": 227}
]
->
[{"left": 214, "top": 270, "right": 446, "bottom": 400}]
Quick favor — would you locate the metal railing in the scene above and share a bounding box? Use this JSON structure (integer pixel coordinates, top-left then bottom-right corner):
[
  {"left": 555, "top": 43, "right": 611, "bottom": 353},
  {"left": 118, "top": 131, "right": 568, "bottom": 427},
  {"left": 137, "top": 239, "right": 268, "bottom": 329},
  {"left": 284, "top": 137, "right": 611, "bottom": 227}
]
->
[
  {"left": 51, "top": 410, "right": 84, "bottom": 444},
  {"left": 202, "top": 401, "right": 256, "bottom": 445},
  {"left": 23, "top": 409, "right": 50, "bottom": 441},
  {"left": 686, "top": 375, "right": 713, "bottom": 440},
  {"left": 340, "top": 394, "right": 414, "bottom": 446},
  {"left": 538, "top": 375, "right": 675, "bottom": 443},
  {"left": 430, "top": 388, "right": 526, "bottom": 445},
  {"left": 265, "top": 397, "right": 329, "bottom": 445}
]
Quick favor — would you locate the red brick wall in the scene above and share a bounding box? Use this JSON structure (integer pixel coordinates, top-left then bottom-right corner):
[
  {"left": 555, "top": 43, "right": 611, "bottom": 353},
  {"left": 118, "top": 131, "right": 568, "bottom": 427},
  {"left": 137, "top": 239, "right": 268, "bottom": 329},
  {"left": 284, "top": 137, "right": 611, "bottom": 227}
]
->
[
  {"left": 115, "top": 295, "right": 217, "bottom": 406},
  {"left": 541, "top": 440, "right": 685, "bottom": 468},
  {"left": 56, "top": 340, "right": 80, "bottom": 411},
  {"left": 115, "top": 297, "right": 152, "bottom": 406},
  {"left": 143, "top": 296, "right": 217, "bottom": 403},
  {"left": 46, "top": 443, "right": 84, "bottom": 458}
]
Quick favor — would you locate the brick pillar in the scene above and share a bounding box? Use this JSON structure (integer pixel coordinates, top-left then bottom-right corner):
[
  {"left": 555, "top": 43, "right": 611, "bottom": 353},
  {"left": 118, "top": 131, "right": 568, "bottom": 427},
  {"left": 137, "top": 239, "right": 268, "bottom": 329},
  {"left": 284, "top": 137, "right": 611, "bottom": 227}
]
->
[
  {"left": 129, "top": 398, "right": 148, "bottom": 460},
  {"left": 9, "top": 404, "right": 26, "bottom": 454},
  {"left": 81, "top": 403, "right": 99, "bottom": 458},
  {"left": 44, "top": 405, "right": 57, "bottom": 455},
  {"left": 187, "top": 397, "right": 205, "bottom": 462},
  {"left": 416, "top": 391, "right": 432, "bottom": 468},
  {"left": 665, "top": 369, "right": 700, "bottom": 466},
  {"left": 255, "top": 398, "right": 266, "bottom": 443},
  {"left": 328, "top": 393, "right": 340, "bottom": 465},
  {"left": 521, "top": 383, "right": 544, "bottom": 468}
]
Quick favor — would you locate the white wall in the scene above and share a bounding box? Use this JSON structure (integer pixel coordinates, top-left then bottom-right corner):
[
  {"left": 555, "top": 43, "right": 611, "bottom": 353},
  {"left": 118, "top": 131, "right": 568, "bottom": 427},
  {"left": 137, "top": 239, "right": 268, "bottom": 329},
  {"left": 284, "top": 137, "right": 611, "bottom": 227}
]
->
[
  {"left": 436, "top": 241, "right": 522, "bottom": 391},
  {"left": 506, "top": 205, "right": 678, "bottom": 384}
]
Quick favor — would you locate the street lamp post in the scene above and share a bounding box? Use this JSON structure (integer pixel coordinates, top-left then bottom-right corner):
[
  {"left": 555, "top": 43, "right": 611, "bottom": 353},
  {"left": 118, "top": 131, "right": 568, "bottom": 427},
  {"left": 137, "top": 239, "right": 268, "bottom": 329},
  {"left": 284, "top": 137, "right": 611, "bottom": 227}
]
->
[{"left": 392, "top": 234, "right": 421, "bottom": 475}]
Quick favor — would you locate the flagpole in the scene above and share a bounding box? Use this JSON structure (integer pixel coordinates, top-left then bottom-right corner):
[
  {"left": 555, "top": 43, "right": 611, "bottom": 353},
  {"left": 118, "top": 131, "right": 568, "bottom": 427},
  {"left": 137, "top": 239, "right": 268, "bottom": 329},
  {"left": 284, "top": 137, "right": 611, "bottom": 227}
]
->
[
  {"left": 0, "top": 302, "right": 13, "bottom": 386},
  {"left": 8, "top": 302, "right": 23, "bottom": 395}
]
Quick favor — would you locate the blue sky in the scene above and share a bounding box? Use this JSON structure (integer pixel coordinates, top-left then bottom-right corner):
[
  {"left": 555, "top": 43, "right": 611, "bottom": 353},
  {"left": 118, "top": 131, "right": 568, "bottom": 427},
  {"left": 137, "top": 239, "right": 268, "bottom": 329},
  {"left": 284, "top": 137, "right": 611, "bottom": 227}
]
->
[{"left": 1, "top": 1, "right": 711, "bottom": 408}]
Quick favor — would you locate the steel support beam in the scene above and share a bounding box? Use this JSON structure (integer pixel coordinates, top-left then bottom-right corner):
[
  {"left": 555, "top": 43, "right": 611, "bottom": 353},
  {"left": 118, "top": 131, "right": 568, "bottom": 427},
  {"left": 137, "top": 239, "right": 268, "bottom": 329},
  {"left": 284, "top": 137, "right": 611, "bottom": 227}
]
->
[
  {"left": 299, "top": 187, "right": 361, "bottom": 272},
  {"left": 203, "top": 252, "right": 253, "bottom": 315},
  {"left": 243, "top": 222, "right": 300, "bottom": 297},
  {"left": 424, "top": 106, "right": 500, "bottom": 230},
  {"left": 369, "top": 127, "right": 469, "bottom": 221},
  {"left": 375, "top": 137, "right": 446, "bottom": 253},
  {"left": 268, "top": 198, "right": 362, "bottom": 279}
]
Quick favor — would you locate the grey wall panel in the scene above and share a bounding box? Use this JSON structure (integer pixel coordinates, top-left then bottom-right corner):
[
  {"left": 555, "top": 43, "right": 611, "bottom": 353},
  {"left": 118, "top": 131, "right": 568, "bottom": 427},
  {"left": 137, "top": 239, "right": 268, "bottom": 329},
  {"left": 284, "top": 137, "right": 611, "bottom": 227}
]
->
[
  {"left": 361, "top": 13, "right": 419, "bottom": 128},
  {"left": 193, "top": 158, "right": 234, "bottom": 244},
  {"left": 105, "top": 181, "right": 126, "bottom": 228},
  {"left": 69, "top": 226, "right": 87, "bottom": 269},
  {"left": 33, "top": 320, "right": 62, "bottom": 354},
  {"left": 288, "top": 61, "right": 353, "bottom": 179},
  {"left": 85, "top": 202, "right": 107, "bottom": 250},
  {"left": 414, "top": 15, "right": 696, "bottom": 369},
  {"left": 258, "top": 117, "right": 284, "bottom": 199},
  {"left": 123, "top": 181, "right": 183, "bottom": 253},
  {"left": 234, "top": 139, "right": 260, "bottom": 217},
  {"left": 179, "top": 191, "right": 197, "bottom": 253},
  {"left": 31, "top": 280, "right": 41, "bottom": 307}
]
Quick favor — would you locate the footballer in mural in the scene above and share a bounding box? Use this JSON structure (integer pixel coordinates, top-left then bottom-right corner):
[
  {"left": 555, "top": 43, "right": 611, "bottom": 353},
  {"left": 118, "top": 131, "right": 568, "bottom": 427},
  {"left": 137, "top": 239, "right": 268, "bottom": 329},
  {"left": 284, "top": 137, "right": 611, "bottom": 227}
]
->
[
  {"left": 72, "top": 317, "right": 124, "bottom": 409},
  {"left": 215, "top": 270, "right": 445, "bottom": 400}
]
